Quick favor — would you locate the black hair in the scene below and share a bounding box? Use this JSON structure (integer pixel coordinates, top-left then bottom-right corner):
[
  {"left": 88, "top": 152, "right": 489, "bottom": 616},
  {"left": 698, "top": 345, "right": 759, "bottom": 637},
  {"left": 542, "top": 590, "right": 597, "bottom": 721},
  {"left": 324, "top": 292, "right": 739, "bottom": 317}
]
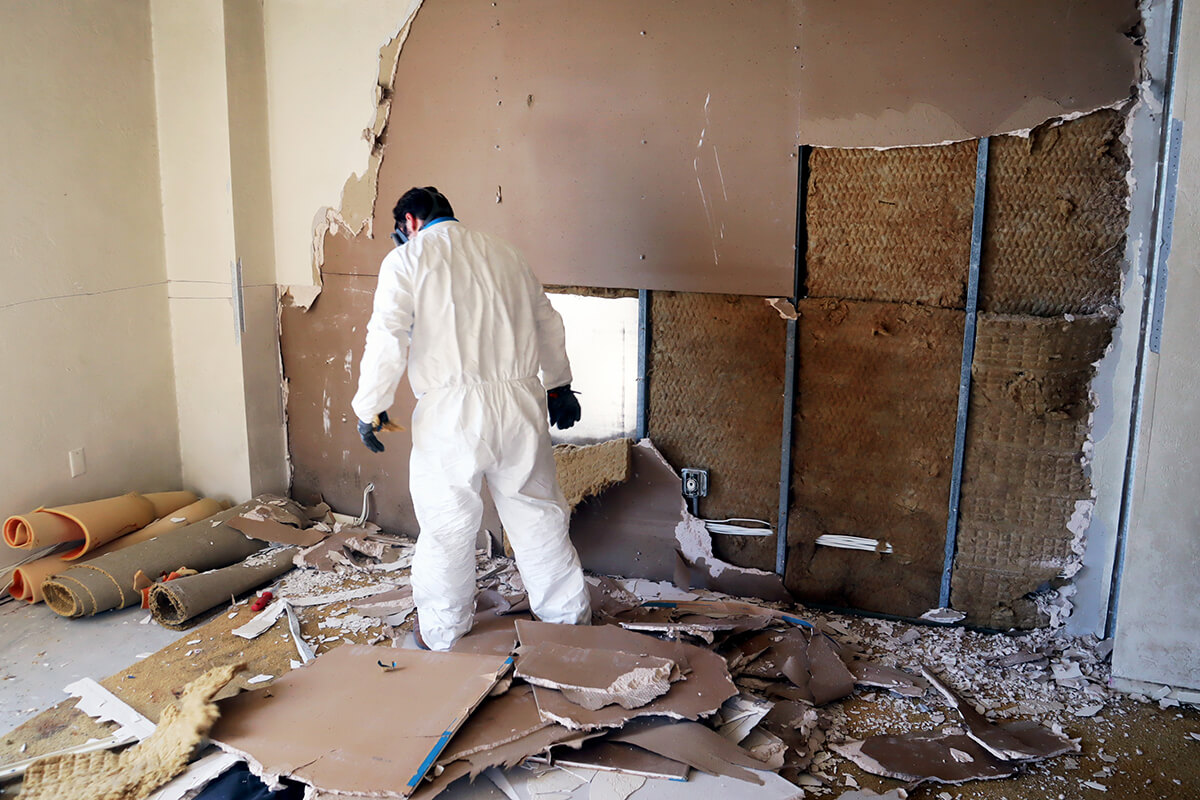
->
[{"left": 393, "top": 186, "right": 454, "bottom": 224}]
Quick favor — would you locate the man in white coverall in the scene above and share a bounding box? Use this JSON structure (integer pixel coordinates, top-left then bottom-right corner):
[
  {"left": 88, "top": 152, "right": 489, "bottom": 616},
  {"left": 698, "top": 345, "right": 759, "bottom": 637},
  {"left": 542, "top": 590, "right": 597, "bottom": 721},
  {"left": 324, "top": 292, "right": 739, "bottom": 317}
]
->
[{"left": 351, "top": 186, "right": 591, "bottom": 651}]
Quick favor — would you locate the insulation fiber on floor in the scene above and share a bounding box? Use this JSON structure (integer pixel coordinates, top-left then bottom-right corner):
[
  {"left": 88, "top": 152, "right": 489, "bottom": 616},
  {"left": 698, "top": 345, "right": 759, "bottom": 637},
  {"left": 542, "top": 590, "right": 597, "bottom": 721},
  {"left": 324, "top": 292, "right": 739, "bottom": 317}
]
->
[
  {"left": 952, "top": 309, "right": 1117, "bottom": 629},
  {"left": 648, "top": 291, "right": 786, "bottom": 571},
  {"left": 980, "top": 109, "right": 1130, "bottom": 316},
  {"left": 786, "top": 299, "right": 962, "bottom": 617},
  {"left": 805, "top": 140, "right": 977, "bottom": 309}
]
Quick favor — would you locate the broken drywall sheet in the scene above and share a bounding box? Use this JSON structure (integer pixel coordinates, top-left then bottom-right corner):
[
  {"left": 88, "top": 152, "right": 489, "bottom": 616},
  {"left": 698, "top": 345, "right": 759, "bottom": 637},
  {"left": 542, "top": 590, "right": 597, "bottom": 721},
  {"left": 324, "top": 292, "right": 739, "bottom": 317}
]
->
[
  {"left": 609, "top": 719, "right": 766, "bottom": 785},
  {"left": 211, "top": 644, "right": 512, "bottom": 797},
  {"left": 922, "top": 667, "right": 1077, "bottom": 761},
  {"left": 534, "top": 740, "right": 689, "bottom": 781},
  {"left": 833, "top": 736, "right": 1016, "bottom": 784},
  {"left": 515, "top": 640, "right": 679, "bottom": 711},
  {"left": 19, "top": 664, "right": 241, "bottom": 800},
  {"left": 436, "top": 684, "right": 548, "bottom": 765},
  {"left": 793, "top": 0, "right": 1140, "bottom": 148},
  {"left": 570, "top": 439, "right": 790, "bottom": 602},
  {"left": 307, "top": 2, "right": 424, "bottom": 287},
  {"left": 514, "top": 619, "right": 737, "bottom": 731}
]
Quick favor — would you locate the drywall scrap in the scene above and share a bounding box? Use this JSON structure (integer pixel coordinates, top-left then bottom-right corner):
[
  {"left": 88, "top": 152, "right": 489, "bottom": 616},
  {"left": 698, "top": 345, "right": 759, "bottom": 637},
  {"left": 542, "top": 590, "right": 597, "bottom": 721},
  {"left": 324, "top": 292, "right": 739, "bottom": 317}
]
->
[
  {"left": 553, "top": 438, "right": 632, "bottom": 510},
  {"left": 648, "top": 291, "right": 786, "bottom": 571},
  {"left": 18, "top": 664, "right": 241, "bottom": 800},
  {"left": 515, "top": 641, "right": 680, "bottom": 711},
  {"left": 570, "top": 439, "right": 791, "bottom": 603},
  {"left": 787, "top": 299, "right": 963, "bottom": 617},
  {"left": 39, "top": 496, "right": 312, "bottom": 618},
  {"left": 515, "top": 619, "right": 737, "bottom": 730},
  {"left": 4, "top": 491, "right": 197, "bottom": 557},
  {"left": 953, "top": 309, "right": 1117, "bottom": 628},
  {"left": 210, "top": 645, "right": 512, "bottom": 797}
]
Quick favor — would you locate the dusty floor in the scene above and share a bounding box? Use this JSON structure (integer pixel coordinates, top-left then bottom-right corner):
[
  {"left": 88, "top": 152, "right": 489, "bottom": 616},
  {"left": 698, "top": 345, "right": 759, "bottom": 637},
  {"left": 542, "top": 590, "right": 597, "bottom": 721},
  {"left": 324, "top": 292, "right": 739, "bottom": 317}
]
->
[{"left": 0, "top": 560, "right": 1197, "bottom": 800}]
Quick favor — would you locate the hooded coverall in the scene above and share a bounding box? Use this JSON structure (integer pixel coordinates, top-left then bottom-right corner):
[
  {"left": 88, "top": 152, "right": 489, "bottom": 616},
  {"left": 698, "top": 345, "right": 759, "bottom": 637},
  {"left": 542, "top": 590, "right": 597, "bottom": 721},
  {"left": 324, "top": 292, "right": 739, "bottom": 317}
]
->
[{"left": 351, "top": 218, "right": 591, "bottom": 650}]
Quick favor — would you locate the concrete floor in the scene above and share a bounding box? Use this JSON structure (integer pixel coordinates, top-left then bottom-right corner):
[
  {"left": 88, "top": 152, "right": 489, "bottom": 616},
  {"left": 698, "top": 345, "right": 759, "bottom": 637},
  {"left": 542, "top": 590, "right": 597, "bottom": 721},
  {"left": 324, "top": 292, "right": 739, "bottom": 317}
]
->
[{"left": 0, "top": 598, "right": 187, "bottom": 733}]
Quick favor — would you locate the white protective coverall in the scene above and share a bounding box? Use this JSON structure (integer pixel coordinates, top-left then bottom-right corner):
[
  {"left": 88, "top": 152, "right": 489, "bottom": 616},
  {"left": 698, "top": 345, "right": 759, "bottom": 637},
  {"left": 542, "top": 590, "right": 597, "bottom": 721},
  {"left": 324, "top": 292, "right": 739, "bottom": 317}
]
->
[{"left": 351, "top": 219, "right": 591, "bottom": 650}]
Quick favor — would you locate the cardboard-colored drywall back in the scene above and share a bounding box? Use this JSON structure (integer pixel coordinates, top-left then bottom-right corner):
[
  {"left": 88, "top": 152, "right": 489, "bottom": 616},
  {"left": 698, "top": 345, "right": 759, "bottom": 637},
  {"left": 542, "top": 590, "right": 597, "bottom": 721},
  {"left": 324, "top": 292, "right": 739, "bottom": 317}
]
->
[
  {"left": 280, "top": 273, "right": 419, "bottom": 533},
  {"left": 952, "top": 310, "right": 1116, "bottom": 629},
  {"left": 805, "top": 141, "right": 977, "bottom": 308},
  {"left": 786, "top": 300, "right": 963, "bottom": 617},
  {"left": 981, "top": 110, "right": 1131, "bottom": 315},
  {"left": 792, "top": 0, "right": 1140, "bottom": 148},
  {"left": 568, "top": 443, "right": 681, "bottom": 582},
  {"left": 648, "top": 292, "right": 786, "bottom": 570},
  {"left": 368, "top": 0, "right": 803, "bottom": 296}
]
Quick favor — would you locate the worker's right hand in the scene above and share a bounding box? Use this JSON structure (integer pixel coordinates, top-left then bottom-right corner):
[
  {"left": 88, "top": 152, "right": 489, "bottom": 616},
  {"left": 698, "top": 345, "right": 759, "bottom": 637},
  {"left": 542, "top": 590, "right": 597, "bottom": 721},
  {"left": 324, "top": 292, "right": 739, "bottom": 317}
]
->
[{"left": 357, "top": 411, "right": 390, "bottom": 453}]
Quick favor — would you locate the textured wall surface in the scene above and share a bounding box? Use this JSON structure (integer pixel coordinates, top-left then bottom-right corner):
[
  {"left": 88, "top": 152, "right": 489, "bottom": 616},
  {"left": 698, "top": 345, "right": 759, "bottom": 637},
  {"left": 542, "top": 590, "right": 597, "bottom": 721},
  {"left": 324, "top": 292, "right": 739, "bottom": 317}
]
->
[
  {"left": 806, "top": 141, "right": 977, "bottom": 308},
  {"left": 648, "top": 292, "right": 786, "bottom": 570},
  {"left": 981, "top": 110, "right": 1131, "bottom": 315},
  {"left": 786, "top": 300, "right": 963, "bottom": 617},
  {"left": 953, "top": 310, "right": 1117, "bottom": 628}
]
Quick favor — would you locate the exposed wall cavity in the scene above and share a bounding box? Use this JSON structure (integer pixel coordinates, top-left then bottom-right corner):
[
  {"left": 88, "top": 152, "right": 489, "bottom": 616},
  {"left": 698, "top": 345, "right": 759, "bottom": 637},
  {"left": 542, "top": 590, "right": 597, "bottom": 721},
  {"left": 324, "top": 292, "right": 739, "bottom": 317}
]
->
[
  {"left": 647, "top": 292, "right": 787, "bottom": 571},
  {"left": 790, "top": 110, "right": 1131, "bottom": 627}
]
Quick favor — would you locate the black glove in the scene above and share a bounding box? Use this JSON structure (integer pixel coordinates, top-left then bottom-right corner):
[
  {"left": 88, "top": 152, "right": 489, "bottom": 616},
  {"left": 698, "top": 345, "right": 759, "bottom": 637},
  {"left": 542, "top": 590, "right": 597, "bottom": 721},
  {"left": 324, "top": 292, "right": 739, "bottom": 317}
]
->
[
  {"left": 357, "top": 410, "right": 390, "bottom": 453},
  {"left": 546, "top": 384, "right": 581, "bottom": 430}
]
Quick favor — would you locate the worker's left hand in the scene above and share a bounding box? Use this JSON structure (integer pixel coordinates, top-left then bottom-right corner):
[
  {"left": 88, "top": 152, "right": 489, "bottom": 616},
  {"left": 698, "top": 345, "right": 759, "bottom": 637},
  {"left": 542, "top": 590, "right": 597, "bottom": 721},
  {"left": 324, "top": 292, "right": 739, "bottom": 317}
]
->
[
  {"left": 547, "top": 384, "right": 581, "bottom": 430},
  {"left": 357, "top": 411, "right": 391, "bottom": 453}
]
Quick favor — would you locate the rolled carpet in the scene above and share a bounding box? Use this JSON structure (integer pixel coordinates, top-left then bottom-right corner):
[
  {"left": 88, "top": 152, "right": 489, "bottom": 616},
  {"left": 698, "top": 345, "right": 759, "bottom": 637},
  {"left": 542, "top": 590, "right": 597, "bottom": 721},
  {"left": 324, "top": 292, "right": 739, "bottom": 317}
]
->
[
  {"left": 7, "top": 498, "right": 229, "bottom": 604},
  {"left": 149, "top": 547, "right": 297, "bottom": 629},
  {"left": 40, "top": 496, "right": 299, "bottom": 618},
  {"left": 4, "top": 490, "right": 199, "bottom": 558}
]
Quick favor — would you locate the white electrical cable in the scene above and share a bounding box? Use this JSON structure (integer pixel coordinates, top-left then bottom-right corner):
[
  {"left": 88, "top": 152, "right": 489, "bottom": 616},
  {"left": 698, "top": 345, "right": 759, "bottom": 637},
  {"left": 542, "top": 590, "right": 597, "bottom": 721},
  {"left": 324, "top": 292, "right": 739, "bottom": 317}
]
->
[
  {"left": 815, "top": 534, "right": 894, "bottom": 554},
  {"left": 702, "top": 518, "right": 774, "bottom": 537}
]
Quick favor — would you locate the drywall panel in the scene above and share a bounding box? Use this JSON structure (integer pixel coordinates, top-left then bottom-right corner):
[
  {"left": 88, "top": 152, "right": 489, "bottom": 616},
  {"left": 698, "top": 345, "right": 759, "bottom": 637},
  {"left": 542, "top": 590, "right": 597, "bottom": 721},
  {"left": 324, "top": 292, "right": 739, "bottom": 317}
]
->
[
  {"left": 0, "top": 0, "right": 180, "bottom": 566},
  {"left": 981, "top": 111, "right": 1131, "bottom": 315},
  {"left": 371, "top": 0, "right": 803, "bottom": 295},
  {"left": 952, "top": 311, "right": 1116, "bottom": 629},
  {"left": 262, "top": 0, "right": 422, "bottom": 288},
  {"left": 647, "top": 293, "right": 786, "bottom": 570},
  {"left": 806, "top": 141, "right": 976, "bottom": 308},
  {"left": 280, "top": 272, "right": 420, "bottom": 532},
  {"left": 1113, "top": 0, "right": 1200, "bottom": 692},
  {"left": 793, "top": 0, "right": 1141, "bottom": 148},
  {"left": 786, "top": 300, "right": 962, "bottom": 617}
]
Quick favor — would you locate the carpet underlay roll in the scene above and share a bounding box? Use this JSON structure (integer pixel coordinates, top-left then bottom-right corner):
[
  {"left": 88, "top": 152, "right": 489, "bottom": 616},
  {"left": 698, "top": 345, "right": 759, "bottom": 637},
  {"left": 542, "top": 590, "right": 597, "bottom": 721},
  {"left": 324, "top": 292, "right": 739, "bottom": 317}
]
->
[
  {"left": 7, "top": 498, "right": 230, "bottom": 604},
  {"left": 149, "top": 546, "right": 297, "bottom": 630},
  {"left": 7, "top": 553, "right": 71, "bottom": 603},
  {"left": 40, "top": 496, "right": 298, "bottom": 618},
  {"left": 3, "top": 490, "right": 198, "bottom": 558}
]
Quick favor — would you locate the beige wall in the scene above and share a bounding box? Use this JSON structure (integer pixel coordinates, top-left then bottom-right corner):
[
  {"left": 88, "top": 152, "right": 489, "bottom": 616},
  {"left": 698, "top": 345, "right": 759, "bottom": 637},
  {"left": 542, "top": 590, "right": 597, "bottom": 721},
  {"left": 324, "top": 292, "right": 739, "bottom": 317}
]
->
[
  {"left": 262, "top": 0, "right": 422, "bottom": 289},
  {"left": 1112, "top": 0, "right": 1200, "bottom": 693},
  {"left": 0, "top": 1, "right": 182, "bottom": 559}
]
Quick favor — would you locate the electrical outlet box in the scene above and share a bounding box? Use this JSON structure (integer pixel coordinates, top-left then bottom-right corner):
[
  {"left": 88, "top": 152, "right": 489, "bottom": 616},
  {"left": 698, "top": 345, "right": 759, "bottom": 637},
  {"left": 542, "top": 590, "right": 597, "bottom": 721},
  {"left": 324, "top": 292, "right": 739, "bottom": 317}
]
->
[
  {"left": 69, "top": 447, "right": 86, "bottom": 478},
  {"left": 681, "top": 468, "right": 708, "bottom": 498}
]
